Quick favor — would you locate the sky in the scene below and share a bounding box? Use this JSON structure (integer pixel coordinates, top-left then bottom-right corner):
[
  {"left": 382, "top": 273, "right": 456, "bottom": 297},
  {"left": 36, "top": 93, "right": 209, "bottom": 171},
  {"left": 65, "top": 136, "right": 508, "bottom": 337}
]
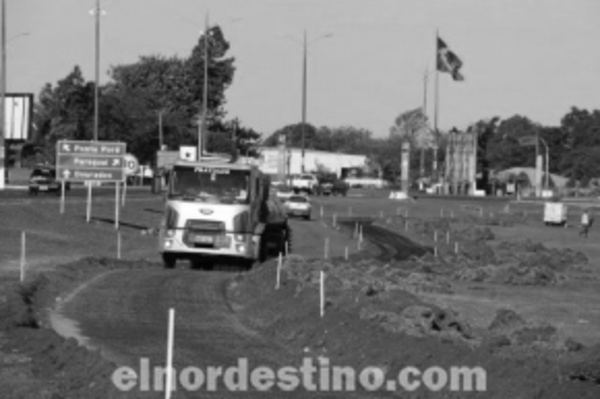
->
[{"left": 9, "top": 0, "right": 600, "bottom": 138}]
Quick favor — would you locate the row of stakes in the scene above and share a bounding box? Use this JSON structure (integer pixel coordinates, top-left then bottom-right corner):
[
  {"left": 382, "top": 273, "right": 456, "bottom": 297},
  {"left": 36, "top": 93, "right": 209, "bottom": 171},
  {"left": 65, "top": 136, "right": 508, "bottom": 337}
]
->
[
  {"left": 162, "top": 204, "right": 512, "bottom": 397},
  {"left": 290, "top": 205, "right": 467, "bottom": 317},
  {"left": 17, "top": 229, "right": 124, "bottom": 283}
]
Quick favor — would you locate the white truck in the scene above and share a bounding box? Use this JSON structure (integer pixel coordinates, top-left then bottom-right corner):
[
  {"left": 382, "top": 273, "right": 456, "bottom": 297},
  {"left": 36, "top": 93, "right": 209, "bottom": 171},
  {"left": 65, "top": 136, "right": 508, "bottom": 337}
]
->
[
  {"left": 543, "top": 202, "right": 567, "bottom": 226},
  {"left": 158, "top": 156, "right": 290, "bottom": 270},
  {"left": 290, "top": 173, "right": 318, "bottom": 194}
]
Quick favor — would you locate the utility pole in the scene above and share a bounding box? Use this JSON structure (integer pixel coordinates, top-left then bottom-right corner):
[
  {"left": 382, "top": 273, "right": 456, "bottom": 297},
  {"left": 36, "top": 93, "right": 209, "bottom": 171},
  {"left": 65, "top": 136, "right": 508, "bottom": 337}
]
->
[
  {"left": 158, "top": 110, "right": 164, "bottom": 150},
  {"left": 301, "top": 29, "right": 307, "bottom": 173},
  {"left": 421, "top": 67, "right": 430, "bottom": 180},
  {"left": 199, "top": 11, "right": 209, "bottom": 160},
  {"left": 0, "top": 0, "right": 6, "bottom": 190},
  {"left": 93, "top": 0, "right": 100, "bottom": 142}
]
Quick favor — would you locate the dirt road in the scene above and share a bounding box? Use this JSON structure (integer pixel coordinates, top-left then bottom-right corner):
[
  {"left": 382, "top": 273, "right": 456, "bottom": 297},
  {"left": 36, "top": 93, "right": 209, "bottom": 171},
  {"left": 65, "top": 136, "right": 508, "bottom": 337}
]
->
[{"left": 56, "top": 218, "right": 387, "bottom": 398}]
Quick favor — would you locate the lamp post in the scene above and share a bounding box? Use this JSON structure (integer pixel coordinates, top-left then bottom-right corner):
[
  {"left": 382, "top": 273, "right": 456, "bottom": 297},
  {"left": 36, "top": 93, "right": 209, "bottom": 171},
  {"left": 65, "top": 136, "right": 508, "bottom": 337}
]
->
[
  {"left": 539, "top": 137, "right": 549, "bottom": 191},
  {"left": 298, "top": 30, "right": 332, "bottom": 173}
]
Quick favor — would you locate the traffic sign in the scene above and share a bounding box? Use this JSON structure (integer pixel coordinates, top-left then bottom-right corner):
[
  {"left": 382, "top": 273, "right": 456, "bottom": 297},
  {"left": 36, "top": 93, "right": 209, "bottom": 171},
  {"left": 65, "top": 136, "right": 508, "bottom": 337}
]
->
[
  {"left": 56, "top": 140, "right": 126, "bottom": 182},
  {"left": 123, "top": 153, "right": 139, "bottom": 176}
]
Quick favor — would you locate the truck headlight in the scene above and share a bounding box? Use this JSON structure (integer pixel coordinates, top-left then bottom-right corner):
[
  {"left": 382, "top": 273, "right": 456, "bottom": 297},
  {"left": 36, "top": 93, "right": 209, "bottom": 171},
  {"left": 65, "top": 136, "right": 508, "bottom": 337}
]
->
[{"left": 235, "top": 244, "right": 247, "bottom": 253}]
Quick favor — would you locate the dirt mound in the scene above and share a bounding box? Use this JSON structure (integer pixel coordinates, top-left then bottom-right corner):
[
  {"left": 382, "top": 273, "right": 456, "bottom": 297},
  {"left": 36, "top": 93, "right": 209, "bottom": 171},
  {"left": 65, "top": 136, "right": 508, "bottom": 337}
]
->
[
  {"left": 485, "top": 309, "right": 579, "bottom": 353},
  {"left": 0, "top": 257, "right": 157, "bottom": 399},
  {"left": 360, "top": 303, "right": 475, "bottom": 344},
  {"left": 230, "top": 258, "right": 600, "bottom": 398},
  {"left": 389, "top": 219, "right": 589, "bottom": 286}
]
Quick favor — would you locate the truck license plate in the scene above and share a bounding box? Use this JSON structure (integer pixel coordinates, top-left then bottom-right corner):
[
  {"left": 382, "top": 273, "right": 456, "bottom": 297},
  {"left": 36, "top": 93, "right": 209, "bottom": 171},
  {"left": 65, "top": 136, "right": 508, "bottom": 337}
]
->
[{"left": 192, "top": 235, "right": 214, "bottom": 244}]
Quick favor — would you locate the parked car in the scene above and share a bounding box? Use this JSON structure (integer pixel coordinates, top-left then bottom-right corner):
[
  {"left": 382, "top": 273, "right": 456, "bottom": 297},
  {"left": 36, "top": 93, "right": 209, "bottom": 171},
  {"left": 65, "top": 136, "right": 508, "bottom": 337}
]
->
[
  {"left": 284, "top": 194, "right": 312, "bottom": 220},
  {"left": 28, "top": 165, "right": 70, "bottom": 195}
]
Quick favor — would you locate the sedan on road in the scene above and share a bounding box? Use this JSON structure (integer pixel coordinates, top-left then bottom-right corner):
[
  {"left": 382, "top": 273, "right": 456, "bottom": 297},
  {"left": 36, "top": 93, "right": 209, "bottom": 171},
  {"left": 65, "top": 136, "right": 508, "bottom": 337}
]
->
[
  {"left": 284, "top": 195, "right": 312, "bottom": 220},
  {"left": 28, "top": 165, "right": 70, "bottom": 195}
]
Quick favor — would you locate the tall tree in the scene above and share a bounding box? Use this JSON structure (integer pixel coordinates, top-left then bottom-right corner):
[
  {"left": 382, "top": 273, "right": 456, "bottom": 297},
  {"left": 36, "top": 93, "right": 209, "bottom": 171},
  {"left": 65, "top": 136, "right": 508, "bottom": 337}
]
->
[
  {"left": 263, "top": 123, "right": 319, "bottom": 149},
  {"left": 31, "top": 66, "right": 95, "bottom": 162},
  {"left": 486, "top": 115, "right": 540, "bottom": 171}
]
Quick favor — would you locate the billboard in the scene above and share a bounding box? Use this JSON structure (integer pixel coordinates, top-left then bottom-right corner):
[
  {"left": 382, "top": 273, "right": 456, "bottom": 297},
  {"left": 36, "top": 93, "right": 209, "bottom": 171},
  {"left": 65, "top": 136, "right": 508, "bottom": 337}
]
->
[{"left": 4, "top": 93, "right": 33, "bottom": 141}]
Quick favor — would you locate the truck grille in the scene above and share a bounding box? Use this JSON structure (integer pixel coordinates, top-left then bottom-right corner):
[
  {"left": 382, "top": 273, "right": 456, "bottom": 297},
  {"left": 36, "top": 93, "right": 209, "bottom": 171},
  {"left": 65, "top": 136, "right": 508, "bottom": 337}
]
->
[{"left": 183, "top": 220, "right": 225, "bottom": 248}]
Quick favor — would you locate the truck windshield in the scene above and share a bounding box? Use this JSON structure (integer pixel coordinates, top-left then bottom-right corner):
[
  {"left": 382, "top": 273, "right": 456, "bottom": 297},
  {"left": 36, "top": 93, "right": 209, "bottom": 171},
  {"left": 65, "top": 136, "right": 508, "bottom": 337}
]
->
[{"left": 169, "top": 166, "right": 250, "bottom": 204}]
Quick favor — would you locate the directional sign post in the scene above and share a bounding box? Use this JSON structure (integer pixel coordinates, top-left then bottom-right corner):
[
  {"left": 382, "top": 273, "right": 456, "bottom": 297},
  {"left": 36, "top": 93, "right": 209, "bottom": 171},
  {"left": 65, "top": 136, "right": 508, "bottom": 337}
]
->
[{"left": 56, "top": 140, "right": 126, "bottom": 227}]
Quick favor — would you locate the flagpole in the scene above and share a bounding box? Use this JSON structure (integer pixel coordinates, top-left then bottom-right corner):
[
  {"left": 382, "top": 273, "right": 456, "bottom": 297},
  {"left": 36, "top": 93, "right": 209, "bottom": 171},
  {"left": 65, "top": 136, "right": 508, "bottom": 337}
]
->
[
  {"left": 434, "top": 29, "right": 440, "bottom": 188},
  {"left": 420, "top": 67, "right": 429, "bottom": 180}
]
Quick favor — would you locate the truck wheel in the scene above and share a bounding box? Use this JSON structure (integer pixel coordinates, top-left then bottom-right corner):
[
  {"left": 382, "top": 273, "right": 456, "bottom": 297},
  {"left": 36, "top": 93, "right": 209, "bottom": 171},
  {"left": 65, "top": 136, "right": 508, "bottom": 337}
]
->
[{"left": 162, "top": 253, "right": 177, "bottom": 269}]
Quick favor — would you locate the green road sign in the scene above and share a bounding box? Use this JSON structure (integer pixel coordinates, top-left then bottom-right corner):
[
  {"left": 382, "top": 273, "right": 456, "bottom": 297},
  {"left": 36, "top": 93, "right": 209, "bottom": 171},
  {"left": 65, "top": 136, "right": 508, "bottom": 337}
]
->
[{"left": 56, "top": 140, "right": 126, "bottom": 182}]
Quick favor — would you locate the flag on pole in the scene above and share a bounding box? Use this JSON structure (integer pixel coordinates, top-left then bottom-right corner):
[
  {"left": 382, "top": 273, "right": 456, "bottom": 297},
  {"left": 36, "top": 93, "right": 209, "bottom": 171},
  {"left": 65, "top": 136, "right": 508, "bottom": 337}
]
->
[{"left": 437, "top": 37, "right": 464, "bottom": 81}]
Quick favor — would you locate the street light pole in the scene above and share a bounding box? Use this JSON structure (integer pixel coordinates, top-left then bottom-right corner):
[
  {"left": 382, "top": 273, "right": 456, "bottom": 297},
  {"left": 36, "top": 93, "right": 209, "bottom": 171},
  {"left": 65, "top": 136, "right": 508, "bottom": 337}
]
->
[
  {"left": 199, "top": 11, "right": 209, "bottom": 160},
  {"left": 301, "top": 30, "right": 307, "bottom": 173},
  {"left": 539, "top": 137, "right": 549, "bottom": 191},
  {"left": 0, "top": 0, "right": 6, "bottom": 190},
  {"left": 93, "top": 0, "right": 100, "bottom": 142}
]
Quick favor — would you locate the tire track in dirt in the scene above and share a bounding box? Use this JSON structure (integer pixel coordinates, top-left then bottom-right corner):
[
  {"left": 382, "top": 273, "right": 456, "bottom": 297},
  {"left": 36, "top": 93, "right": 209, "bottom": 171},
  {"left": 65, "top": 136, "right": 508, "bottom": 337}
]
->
[{"left": 59, "top": 269, "right": 379, "bottom": 398}]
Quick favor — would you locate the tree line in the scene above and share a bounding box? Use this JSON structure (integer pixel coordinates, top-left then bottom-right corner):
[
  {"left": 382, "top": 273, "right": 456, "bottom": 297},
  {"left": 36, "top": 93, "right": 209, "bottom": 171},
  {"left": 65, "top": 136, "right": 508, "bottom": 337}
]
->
[{"left": 19, "top": 25, "right": 600, "bottom": 186}]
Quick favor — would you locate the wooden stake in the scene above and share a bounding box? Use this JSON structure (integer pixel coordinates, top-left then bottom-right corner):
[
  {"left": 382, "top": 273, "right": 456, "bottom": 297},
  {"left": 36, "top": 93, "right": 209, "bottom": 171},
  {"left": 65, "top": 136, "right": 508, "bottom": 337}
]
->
[
  {"left": 324, "top": 237, "right": 329, "bottom": 259},
  {"left": 446, "top": 230, "right": 450, "bottom": 244},
  {"left": 165, "top": 308, "right": 175, "bottom": 399},
  {"left": 454, "top": 241, "right": 459, "bottom": 254},
  {"left": 20, "top": 231, "right": 26, "bottom": 282},
  {"left": 320, "top": 271, "right": 325, "bottom": 317},
  {"left": 115, "top": 182, "right": 120, "bottom": 229},
  {"left": 320, "top": 205, "right": 324, "bottom": 219},
  {"left": 434, "top": 230, "right": 438, "bottom": 242},
  {"left": 276, "top": 253, "right": 282, "bottom": 289},
  {"left": 434, "top": 246, "right": 438, "bottom": 257},
  {"left": 344, "top": 246, "right": 349, "bottom": 261}
]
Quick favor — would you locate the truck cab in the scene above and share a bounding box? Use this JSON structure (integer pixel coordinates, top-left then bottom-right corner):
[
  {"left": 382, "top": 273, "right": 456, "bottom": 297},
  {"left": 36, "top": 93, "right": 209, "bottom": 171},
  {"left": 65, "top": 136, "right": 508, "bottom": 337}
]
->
[{"left": 158, "top": 158, "right": 286, "bottom": 269}]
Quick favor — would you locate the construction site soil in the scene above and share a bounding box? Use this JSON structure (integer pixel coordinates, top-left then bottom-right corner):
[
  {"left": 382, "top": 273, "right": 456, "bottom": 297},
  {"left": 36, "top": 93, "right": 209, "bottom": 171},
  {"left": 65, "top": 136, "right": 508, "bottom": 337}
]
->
[{"left": 0, "top": 210, "right": 599, "bottom": 398}]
